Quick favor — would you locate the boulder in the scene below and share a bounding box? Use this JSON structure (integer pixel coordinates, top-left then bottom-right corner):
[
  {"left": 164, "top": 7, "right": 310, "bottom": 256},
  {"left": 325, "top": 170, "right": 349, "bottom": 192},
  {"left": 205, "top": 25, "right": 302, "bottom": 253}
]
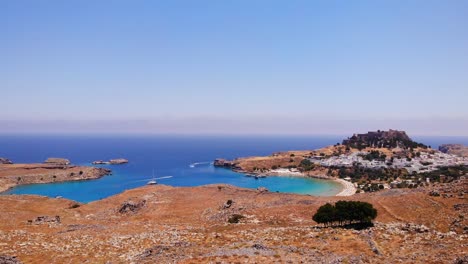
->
[
  {"left": 453, "top": 256, "right": 468, "bottom": 264},
  {"left": 29, "top": 215, "right": 61, "bottom": 225},
  {"left": 222, "top": 199, "right": 233, "bottom": 209},
  {"left": 252, "top": 243, "right": 267, "bottom": 250},
  {"left": 118, "top": 199, "right": 146, "bottom": 214},
  {"left": 44, "top": 158, "right": 70, "bottom": 165},
  {"left": 0, "top": 255, "right": 22, "bottom": 264}
]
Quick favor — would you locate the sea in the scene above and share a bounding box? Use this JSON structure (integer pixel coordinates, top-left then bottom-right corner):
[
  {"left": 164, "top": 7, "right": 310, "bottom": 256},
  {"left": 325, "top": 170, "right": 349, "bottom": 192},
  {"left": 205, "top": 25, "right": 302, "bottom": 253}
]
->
[{"left": 1, "top": 134, "right": 467, "bottom": 203}]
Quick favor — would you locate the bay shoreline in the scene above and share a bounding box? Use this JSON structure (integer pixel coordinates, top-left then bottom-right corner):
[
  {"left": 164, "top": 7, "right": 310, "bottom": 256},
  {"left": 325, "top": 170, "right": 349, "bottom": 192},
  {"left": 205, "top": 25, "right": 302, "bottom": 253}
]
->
[{"left": 233, "top": 168, "right": 356, "bottom": 196}]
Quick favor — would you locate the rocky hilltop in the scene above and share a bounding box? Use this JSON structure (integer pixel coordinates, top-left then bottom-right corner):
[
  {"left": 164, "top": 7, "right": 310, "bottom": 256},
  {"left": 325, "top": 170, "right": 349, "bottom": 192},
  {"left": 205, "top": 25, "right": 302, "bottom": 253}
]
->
[
  {"left": 0, "top": 180, "right": 466, "bottom": 263},
  {"left": 214, "top": 130, "right": 435, "bottom": 175},
  {"left": 342, "top": 129, "right": 427, "bottom": 150},
  {"left": 439, "top": 144, "right": 468, "bottom": 157},
  {"left": 214, "top": 130, "right": 468, "bottom": 194}
]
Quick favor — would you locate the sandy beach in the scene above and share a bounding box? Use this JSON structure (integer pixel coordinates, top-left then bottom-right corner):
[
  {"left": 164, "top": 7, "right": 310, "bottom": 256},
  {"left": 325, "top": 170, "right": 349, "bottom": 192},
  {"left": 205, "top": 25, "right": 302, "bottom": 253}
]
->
[
  {"left": 335, "top": 179, "right": 357, "bottom": 196},
  {"left": 255, "top": 168, "right": 356, "bottom": 196}
]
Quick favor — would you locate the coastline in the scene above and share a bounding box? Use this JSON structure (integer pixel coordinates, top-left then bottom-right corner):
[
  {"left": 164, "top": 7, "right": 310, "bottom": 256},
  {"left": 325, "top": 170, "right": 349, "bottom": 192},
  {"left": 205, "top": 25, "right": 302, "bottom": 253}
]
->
[
  {"left": 0, "top": 164, "right": 111, "bottom": 194},
  {"left": 0, "top": 183, "right": 14, "bottom": 193},
  {"left": 235, "top": 168, "right": 355, "bottom": 196},
  {"left": 1, "top": 163, "right": 354, "bottom": 198},
  {"left": 334, "top": 179, "right": 357, "bottom": 196}
]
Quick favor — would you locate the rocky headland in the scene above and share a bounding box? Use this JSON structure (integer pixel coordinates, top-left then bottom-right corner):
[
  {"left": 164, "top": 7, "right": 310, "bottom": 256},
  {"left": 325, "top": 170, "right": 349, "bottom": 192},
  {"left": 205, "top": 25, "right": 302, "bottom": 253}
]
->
[
  {"left": 0, "top": 179, "right": 466, "bottom": 263},
  {"left": 0, "top": 158, "right": 13, "bottom": 165},
  {"left": 214, "top": 130, "right": 468, "bottom": 195},
  {"left": 439, "top": 144, "right": 468, "bottom": 157},
  {"left": 0, "top": 161, "right": 111, "bottom": 193}
]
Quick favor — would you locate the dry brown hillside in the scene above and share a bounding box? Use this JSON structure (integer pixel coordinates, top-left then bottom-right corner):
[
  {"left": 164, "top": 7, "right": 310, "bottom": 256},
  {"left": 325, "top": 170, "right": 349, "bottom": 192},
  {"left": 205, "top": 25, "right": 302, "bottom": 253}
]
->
[{"left": 0, "top": 180, "right": 466, "bottom": 263}]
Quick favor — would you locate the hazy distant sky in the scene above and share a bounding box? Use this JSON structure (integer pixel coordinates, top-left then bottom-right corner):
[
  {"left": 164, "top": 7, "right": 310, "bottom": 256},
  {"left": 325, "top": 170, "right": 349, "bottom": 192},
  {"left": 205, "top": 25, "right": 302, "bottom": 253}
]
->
[{"left": 2, "top": 1, "right": 468, "bottom": 135}]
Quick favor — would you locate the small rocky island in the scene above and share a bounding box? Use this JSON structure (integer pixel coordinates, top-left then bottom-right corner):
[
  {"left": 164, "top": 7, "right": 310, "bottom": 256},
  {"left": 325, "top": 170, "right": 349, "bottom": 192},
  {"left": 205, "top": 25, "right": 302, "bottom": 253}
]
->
[
  {"left": 92, "top": 158, "right": 129, "bottom": 165},
  {"left": 0, "top": 158, "right": 111, "bottom": 192}
]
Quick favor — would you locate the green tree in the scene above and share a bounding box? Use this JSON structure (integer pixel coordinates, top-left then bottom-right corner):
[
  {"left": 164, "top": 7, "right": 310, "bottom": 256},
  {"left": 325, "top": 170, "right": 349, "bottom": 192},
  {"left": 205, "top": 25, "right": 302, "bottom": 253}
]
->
[
  {"left": 312, "top": 203, "right": 336, "bottom": 227},
  {"left": 313, "top": 201, "right": 377, "bottom": 228}
]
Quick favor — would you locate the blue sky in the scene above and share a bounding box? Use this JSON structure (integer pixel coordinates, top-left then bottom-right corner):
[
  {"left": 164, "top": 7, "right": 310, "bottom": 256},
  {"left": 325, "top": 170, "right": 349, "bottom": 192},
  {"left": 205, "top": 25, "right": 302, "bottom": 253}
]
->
[{"left": 2, "top": 1, "right": 468, "bottom": 135}]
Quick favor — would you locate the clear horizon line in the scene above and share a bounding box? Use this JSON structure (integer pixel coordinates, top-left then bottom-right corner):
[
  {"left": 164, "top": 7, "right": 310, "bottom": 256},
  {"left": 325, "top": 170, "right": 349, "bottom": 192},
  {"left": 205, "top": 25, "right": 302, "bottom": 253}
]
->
[{"left": 1, "top": 131, "right": 468, "bottom": 138}]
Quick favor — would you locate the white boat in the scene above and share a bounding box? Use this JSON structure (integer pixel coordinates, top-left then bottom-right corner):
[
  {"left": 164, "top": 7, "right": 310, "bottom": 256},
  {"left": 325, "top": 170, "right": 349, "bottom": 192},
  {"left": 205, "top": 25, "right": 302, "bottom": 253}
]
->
[
  {"left": 147, "top": 180, "right": 157, "bottom": 185},
  {"left": 147, "top": 169, "right": 157, "bottom": 185}
]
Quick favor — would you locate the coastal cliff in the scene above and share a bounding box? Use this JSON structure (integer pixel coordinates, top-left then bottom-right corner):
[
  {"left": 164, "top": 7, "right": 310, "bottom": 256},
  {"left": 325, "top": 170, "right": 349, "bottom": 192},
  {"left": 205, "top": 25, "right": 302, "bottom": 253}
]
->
[{"left": 0, "top": 163, "right": 111, "bottom": 192}]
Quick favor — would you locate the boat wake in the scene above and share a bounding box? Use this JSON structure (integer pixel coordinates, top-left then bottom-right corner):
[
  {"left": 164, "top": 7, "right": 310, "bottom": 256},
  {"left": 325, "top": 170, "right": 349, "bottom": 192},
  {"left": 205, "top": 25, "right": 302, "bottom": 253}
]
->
[
  {"left": 189, "top": 161, "right": 213, "bottom": 168},
  {"left": 129, "top": 176, "right": 173, "bottom": 183}
]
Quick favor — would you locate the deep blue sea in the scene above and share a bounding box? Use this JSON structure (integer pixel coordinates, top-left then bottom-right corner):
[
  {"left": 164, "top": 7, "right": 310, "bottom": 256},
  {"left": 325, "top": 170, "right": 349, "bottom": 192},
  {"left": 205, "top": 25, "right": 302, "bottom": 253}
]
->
[{"left": 1, "top": 134, "right": 467, "bottom": 203}]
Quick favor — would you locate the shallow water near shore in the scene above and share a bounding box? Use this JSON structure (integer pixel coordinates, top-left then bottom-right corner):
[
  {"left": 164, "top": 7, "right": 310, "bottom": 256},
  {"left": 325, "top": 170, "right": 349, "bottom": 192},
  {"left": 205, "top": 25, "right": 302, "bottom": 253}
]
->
[{"left": 1, "top": 134, "right": 467, "bottom": 203}]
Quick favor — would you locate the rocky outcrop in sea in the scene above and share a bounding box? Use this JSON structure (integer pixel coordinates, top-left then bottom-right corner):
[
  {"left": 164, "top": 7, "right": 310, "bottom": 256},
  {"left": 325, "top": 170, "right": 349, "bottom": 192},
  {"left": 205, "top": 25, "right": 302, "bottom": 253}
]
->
[
  {"left": 0, "top": 158, "right": 13, "bottom": 164},
  {"left": 92, "top": 158, "right": 129, "bottom": 165}
]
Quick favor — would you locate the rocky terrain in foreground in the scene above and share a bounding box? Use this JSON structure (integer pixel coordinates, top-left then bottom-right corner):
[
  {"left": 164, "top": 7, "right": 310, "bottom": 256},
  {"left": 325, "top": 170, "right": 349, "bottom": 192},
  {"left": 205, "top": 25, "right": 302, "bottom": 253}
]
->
[{"left": 0, "top": 179, "right": 466, "bottom": 263}]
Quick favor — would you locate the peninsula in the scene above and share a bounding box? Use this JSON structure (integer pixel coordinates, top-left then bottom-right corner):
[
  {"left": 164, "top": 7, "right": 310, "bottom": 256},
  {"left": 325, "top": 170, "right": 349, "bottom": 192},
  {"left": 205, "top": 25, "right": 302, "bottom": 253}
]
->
[
  {"left": 214, "top": 130, "right": 468, "bottom": 194},
  {"left": 0, "top": 158, "right": 111, "bottom": 193},
  {"left": 439, "top": 144, "right": 468, "bottom": 157}
]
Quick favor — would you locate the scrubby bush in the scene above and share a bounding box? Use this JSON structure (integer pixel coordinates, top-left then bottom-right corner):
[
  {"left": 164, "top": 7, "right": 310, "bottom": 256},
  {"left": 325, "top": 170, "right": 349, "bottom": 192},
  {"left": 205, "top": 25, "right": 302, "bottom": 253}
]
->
[
  {"left": 299, "top": 159, "right": 315, "bottom": 171},
  {"left": 228, "top": 214, "right": 245, "bottom": 224}
]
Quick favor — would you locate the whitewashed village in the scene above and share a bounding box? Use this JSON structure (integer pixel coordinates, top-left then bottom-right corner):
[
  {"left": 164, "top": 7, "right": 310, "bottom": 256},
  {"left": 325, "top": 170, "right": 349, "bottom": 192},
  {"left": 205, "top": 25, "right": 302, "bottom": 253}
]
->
[
  {"left": 220, "top": 130, "right": 468, "bottom": 194},
  {"left": 308, "top": 148, "right": 468, "bottom": 192}
]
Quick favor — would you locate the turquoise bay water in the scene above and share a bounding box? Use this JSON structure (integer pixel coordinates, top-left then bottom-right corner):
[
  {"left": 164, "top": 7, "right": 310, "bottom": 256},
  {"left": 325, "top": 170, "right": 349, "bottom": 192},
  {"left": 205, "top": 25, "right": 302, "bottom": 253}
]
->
[{"left": 1, "top": 134, "right": 467, "bottom": 203}]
